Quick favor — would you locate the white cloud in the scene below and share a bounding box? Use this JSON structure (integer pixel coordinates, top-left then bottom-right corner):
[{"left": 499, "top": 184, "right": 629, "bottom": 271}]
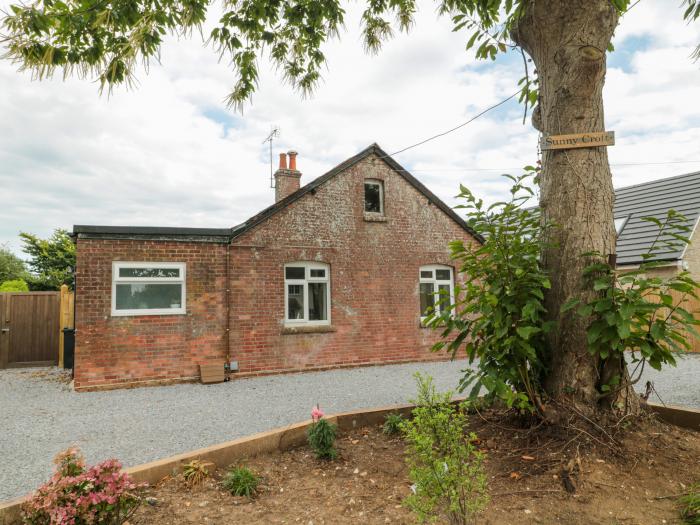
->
[{"left": 0, "top": 0, "right": 699, "bottom": 255}]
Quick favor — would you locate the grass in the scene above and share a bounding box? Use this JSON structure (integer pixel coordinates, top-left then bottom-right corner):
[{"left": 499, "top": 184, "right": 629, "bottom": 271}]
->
[
  {"left": 221, "top": 466, "right": 259, "bottom": 498},
  {"left": 679, "top": 484, "right": 700, "bottom": 524}
]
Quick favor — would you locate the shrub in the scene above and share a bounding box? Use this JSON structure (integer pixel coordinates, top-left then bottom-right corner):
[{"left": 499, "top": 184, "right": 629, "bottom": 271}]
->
[
  {"left": 382, "top": 413, "right": 404, "bottom": 435},
  {"left": 182, "top": 459, "right": 212, "bottom": 487},
  {"left": 563, "top": 210, "right": 700, "bottom": 401},
  {"left": 679, "top": 484, "right": 699, "bottom": 524},
  {"left": 426, "top": 171, "right": 552, "bottom": 413},
  {"left": 0, "top": 278, "right": 29, "bottom": 292},
  {"left": 222, "top": 466, "right": 259, "bottom": 498},
  {"left": 402, "top": 373, "right": 488, "bottom": 525},
  {"left": 21, "top": 447, "right": 144, "bottom": 525},
  {"left": 307, "top": 405, "right": 337, "bottom": 460}
]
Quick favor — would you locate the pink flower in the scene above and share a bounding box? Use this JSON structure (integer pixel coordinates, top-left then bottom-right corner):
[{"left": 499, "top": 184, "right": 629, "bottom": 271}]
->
[{"left": 311, "top": 405, "right": 324, "bottom": 422}]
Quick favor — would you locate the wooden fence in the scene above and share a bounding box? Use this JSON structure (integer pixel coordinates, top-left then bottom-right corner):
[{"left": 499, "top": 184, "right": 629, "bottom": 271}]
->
[{"left": 0, "top": 285, "right": 74, "bottom": 369}]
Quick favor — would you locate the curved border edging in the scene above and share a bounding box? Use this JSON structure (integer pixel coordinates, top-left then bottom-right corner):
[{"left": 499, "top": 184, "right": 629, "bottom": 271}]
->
[
  {"left": 0, "top": 403, "right": 414, "bottom": 525},
  {"left": 2, "top": 401, "right": 697, "bottom": 524}
]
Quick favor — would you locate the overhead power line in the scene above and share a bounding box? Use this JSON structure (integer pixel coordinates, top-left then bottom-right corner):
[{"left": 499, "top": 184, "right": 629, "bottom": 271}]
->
[{"left": 383, "top": 90, "right": 521, "bottom": 158}]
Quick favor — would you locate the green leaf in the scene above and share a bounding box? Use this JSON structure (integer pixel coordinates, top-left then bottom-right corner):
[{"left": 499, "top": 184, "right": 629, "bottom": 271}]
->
[{"left": 516, "top": 326, "right": 541, "bottom": 340}]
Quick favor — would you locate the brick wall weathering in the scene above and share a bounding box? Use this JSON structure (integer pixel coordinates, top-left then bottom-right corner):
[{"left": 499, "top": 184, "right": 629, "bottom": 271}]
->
[{"left": 74, "top": 151, "right": 479, "bottom": 389}]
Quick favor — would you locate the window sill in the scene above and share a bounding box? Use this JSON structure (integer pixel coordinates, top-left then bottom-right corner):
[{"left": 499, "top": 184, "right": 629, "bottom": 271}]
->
[
  {"left": 111, "top": 309, "right": 186, "bottom": 317},
  {"left": 282, "top": 325, "right": 336, "bottom": 335},
  {"left": 363, "top": 212, "right": 387, "bottom": 222}
]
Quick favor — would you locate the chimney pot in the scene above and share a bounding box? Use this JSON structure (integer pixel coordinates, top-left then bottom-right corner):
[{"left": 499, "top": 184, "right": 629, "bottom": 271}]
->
[
  {"left": 278, "top": 153, "right": 288, "bottom": 170},
  {"left": 288, "top": 150, "right": 298, "bottom": 171}
]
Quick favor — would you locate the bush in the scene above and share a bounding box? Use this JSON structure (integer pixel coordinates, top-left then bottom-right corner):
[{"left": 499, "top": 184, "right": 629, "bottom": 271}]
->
[
  {"left": 0, "top": 279, "right": 29, "bottom": 292},
  {"left": 21, "top": 447, "right": 144, "bottom": 525},
  {"left": 563, "top": 209, "right": 700, "bottom": 400},
  {"left": 182, "top": 459, "right": 212, "bottom": 487},
  {"left": 222, "top": 466, "right": 259, "bottom": 498},
  {"left": 426, "top": 171, "right": 552, "bottom": 413},
  {"left": 382, "top": 413, "right": 404, "bottom": 435},
  {"left": 402, "top": 373, "right": 488, "bottom": 525}
]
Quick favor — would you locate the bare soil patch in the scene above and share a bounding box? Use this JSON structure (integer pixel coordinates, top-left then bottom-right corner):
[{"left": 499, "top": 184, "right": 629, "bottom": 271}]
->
[{"left": 131, "top": 412, "right": 699, "bottom": 524}]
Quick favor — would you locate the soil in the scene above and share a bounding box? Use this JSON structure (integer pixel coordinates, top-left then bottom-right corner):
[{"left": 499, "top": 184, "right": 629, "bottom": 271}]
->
[{"left": 130, "top": 411, "right": 700, "bottom": 524}]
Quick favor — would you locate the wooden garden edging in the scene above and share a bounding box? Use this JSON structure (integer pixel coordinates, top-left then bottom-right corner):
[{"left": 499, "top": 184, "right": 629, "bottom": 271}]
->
[{"left": 0, "top": 401, "right": 696, "bottom": 524}]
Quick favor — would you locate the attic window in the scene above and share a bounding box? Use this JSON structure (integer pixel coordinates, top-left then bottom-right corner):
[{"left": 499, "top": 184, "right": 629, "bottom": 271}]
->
[
  {"left": 364, "top": 179, "right": 384, "bottom": 214},
  {"left": 614, "top": 216, "right": 629, "bottom": 236}
]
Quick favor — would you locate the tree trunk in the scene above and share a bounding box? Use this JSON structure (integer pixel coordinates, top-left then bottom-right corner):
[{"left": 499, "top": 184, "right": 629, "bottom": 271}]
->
[{"left": 512, "top": 0, "right": 638, "bottom": 417}]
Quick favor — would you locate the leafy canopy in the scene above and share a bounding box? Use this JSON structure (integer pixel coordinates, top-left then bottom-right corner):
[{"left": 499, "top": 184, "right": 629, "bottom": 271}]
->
[
  {"left": 0, "top": 244, "right": 28, "bottom": 284},
  {"left": 20, "top": 229, "right": 75, "bottom": 290},
  {"left": 8, "top": 0, "right": 695, "bottom": 110}
]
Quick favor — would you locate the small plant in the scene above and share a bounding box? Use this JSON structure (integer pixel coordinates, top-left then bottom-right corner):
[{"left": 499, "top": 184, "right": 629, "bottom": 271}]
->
[
  {"left": 221, "top": 466, "right": 259, "bottom": 498},
  {"left": 679, "top": 484, "right": 700, "bottom": 524},
  {"left": 402, "top": 373, "right": 488, "bottom": 525},
  {"left": 182, "top": 459, "right": 212, "bottom": 487},
  {"left": 307, "top": 404, "right": 338, "bottom": 460},
  {"left": 21, "top": 447, "right": 144, "bottom": 525},
  {"left": 382, "top": 412, "right": 405, "bottom": 435}
]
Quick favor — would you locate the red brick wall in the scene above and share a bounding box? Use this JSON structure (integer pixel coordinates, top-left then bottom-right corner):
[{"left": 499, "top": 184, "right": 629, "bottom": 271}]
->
[
  {"left": 73, "top": 152, "right": 478, "bottom": 389},
  {"left": 229, "top": 152, "right": 478, "bottom": 374},
  {"left": 74, "top": 240, "right": 228, "bottom": 389}
]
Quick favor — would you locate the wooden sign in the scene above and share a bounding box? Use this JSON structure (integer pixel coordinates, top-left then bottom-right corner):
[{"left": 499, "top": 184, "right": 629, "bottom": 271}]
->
[{"left": 540, "top": 131, "right": 615, "bottom": 151}]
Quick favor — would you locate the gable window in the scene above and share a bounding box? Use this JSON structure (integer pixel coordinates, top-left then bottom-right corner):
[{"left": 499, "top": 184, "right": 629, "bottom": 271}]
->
[
  {"left": 614, "top": 215, "right": 629, "bottom": 236},
  {"left": 284, "top": 262, "right": 330, "bottom": 325},
  {"left": 112, "top": 262, "right": 186, "bottom": 316},
  {"left": 364, "top": 179, "right": 384, "bottom": 214},
  {"left": 419, "top": 265, "right": 454, "bottom": 319}
]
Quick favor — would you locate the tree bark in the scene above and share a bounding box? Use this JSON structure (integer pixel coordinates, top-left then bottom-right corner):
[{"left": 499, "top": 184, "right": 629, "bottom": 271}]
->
[{"left": 512, "top": 0, "right": 638, "bottom": 417}]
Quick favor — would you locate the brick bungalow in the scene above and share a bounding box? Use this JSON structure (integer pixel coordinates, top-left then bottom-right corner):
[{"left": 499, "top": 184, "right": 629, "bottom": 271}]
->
[{"left": 71, "top": 144, "right": 482, "bottom": 390}]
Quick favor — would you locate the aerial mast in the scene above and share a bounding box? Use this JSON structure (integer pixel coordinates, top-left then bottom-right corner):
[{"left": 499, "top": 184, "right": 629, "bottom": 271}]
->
[{"left": 262, "top": 127, "right": 280, "bottom": 189}]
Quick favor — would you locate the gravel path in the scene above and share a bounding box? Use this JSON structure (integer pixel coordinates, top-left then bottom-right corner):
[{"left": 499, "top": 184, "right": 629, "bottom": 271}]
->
[
  {"left": 0, "top": 360, "right": 469, "bottom": 501},
  {"left": 1, "top": 355, "right": 698, "bottom": 502}
]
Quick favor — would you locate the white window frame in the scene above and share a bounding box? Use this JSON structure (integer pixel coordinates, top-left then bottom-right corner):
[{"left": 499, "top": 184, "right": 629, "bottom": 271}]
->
[
  {"left": 364, "top": 179, "right": 384, "bottom": 214},
  {"left": 284, "top": 262, "right": 331, "bottom": 326},
  {"left": 111, "top": 262, "right": 186, "bottom": 317},
  {"left": 419, "top": 264, "right": 455, "bottom": 320}
]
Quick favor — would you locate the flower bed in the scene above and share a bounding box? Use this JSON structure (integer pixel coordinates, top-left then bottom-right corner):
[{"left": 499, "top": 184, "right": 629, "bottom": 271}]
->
[{"left": 129, "top": 412, "right": 700, "bottom": 524}]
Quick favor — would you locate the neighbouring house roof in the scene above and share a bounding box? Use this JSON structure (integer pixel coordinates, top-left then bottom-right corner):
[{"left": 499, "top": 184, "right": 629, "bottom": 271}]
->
[
  {"left": 614, "top": 171, "right": 700, "bottom": 266},
  {"left": 72, "top": 143, "right": 482, "bottom": 243}
]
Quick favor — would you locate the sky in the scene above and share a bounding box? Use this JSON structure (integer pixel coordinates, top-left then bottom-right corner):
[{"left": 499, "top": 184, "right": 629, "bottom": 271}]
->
[{"left": 1, "top": 0, "right": 699, "bottom": 256}]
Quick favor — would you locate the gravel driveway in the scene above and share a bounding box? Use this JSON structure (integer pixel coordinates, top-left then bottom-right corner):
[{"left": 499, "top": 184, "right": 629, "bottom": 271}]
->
[
  {"left": 1, "top": 355, "right": 698, "bottom": 502},
  {"left": 0, "top": 360, "right": 469, "bottom": 501}
]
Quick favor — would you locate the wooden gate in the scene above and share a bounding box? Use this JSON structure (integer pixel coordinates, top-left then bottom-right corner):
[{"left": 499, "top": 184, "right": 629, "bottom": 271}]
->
[{"left": 0, "top": 291, "right": 61, "bottom": 368}]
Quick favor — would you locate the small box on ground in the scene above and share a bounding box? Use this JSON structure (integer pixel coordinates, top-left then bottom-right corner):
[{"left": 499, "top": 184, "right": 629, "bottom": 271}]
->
[{"left": 199, "top": 362, "right": 225, "bottom": 384}]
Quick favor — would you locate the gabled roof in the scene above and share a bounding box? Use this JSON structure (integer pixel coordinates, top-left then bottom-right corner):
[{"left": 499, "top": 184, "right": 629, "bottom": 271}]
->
[
  {"left": 231, "top": 143, "right": 482, "bottom": 242},
  {"left": 615, "top": 171, "right": 700, "bottom": 266},
  {"left": 72, "top": 144, "right": 481, "bottom": 243}
]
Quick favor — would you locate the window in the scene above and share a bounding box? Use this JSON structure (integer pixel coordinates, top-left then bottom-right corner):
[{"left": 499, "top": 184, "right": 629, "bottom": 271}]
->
[
  {"left": 614, "top": 215, "right": 629, "bottom": 236},
  {"left": 364, "top": 179, "right": 384, "bottom": 214},
  {"left": 284, "top": 262, "right": 330, "bottom": 325},
  {"left": 419, "top": 265, "right": 454, "bottom": 319},
  {"left": 112, "top": 262, "right": 186, "bottom": 316}
]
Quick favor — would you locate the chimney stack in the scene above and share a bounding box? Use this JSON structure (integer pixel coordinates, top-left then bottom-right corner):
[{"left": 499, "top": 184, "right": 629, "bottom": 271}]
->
[{"left": 274, "top": 150, "right": 301, "bottom": 202}]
